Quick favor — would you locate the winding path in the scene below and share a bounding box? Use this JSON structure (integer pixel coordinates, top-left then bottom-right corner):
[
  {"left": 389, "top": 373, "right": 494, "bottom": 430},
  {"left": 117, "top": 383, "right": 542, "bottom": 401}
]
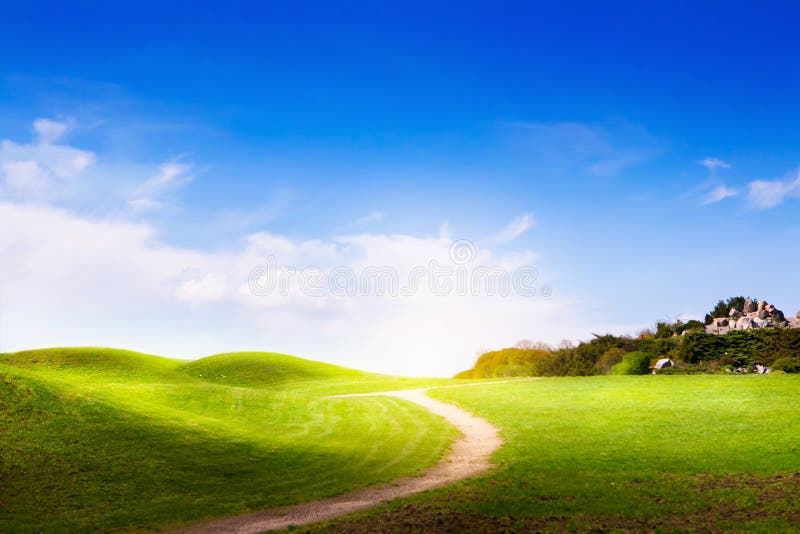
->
[{"left": 173, "top": 384, "right": 508, "bottom": 533}]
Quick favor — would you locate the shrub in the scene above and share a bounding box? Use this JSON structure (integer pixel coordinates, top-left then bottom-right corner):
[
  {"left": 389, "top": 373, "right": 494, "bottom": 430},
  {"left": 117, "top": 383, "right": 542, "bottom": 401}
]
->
[
  {"left": 467, "top": 347, "right": 552, "bottom": 378},
  {"left": 597, "top": 347, "right": 626, "bottom": 374},
  {"left": 771, "top": 358, "right": 800, "bottom": 374},
  {"left": 611, "top": 351, "right": 651, "bottom": 375}
]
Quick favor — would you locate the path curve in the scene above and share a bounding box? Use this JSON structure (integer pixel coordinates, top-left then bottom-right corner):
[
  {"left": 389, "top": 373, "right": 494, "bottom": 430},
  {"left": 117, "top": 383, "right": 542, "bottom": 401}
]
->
[{"left": 172, "top": 384, "right": 509, "bottom": 533}]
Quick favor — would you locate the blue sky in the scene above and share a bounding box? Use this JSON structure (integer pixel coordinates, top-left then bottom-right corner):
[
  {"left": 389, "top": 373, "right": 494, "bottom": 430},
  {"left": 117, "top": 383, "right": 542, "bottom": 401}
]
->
[{"left": 1, "top": 2, "right": 800, "bottom": 374}]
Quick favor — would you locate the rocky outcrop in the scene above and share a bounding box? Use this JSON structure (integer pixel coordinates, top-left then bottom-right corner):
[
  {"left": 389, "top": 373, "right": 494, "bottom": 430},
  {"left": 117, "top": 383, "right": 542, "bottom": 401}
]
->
[{"left": 707, "top": 300, "right": 797, "bottom": 334}]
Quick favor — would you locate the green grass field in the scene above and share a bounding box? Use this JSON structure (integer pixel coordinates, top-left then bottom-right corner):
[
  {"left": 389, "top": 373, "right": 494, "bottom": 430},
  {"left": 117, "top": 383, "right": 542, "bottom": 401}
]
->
[
  {"left": 318, "top": 376, "right": 800, "bottom": 532},
  {"left": 0, "top": 348, "right": 459, "bottom": 532},
  {"left": 5, "top": 350, "right": 800, "bottom": 533}
]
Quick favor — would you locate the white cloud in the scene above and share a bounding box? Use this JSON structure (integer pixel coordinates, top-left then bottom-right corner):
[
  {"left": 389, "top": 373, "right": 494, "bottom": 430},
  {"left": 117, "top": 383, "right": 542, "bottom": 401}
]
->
[
  {"left": 700, "top": 157, "right": 731, "bottom": 171},
  {"left": 702, "top": 184, "right": 737, "bottom": 205},
  {"left": 2, "top": 160, "right": 49, "bottom": 190},
  {"left": 0, "top": 117, "right": 642, "bottom": 376},
  {"left": 1, "top": 120, "right": 193, "bottom": 213},
  {"left": 747, "top": 169, "right": 800, "bottom": 209},
  {"left": 33, "top": 118, "right": 71, "bottom": 144},
  {"left": 0, "top": 134, "right": 96, "bottom": 198},
  {"left": 0, "top": 200, "right": 603, "bottom": 376},
  {"left": 491, "top": 213, "right": 535, "bottom": 244},
  {"left": 176, "top": 272, "right": 230, "bottom": 303}
]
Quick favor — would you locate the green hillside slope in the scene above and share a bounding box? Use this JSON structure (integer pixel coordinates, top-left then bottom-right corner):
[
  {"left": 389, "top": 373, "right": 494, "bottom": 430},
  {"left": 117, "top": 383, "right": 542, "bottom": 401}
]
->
[
  {"left": 0, "top": 348, "right": 456, "bottom": 532},
  {"left": 179, "top": 351, "right": 369, "bottom": 387}
]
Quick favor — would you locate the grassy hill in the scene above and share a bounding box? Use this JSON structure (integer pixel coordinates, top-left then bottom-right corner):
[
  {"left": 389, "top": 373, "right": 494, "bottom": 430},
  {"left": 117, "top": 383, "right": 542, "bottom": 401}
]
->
[
  {"left": 0, "top": 347, "right": 457, "bottom": 532},
  {"left": 178, "top": 351, "right": 370, "bottom": 387}
]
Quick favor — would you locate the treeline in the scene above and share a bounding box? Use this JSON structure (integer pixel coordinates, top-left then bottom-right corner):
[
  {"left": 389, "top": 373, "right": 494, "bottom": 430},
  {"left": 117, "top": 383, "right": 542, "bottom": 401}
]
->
[{"left": 456, "top": 328, "right": 800, "bottom": 378}]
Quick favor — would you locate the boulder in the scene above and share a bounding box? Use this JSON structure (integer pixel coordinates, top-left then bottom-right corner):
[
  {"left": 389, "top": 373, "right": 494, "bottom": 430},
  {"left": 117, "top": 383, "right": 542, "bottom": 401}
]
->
[
  {"left": 744, "top": 298, "right": 757, "bottom": 314},
  {"left": 752, "top": 318, "right": 766, "bottom": 329},
  {"left": 766, "top": 304, "right": 776, "bottom": 313},
  {"left": 772, "top": 309, "right": 786, "bottom": 323},
  {"left": 737, "top": 317, "right": 754, "bottom": 330},
  {"left": 715, "top": 318, "right": 729, "bottom": 327},
  {"left": 796, "top": 310, "right": 800, "bottom": 320},
  {"left": 729, "top": 309, "right": 744, "bottom": 319},
  {"left": 758, "top": 300, "right": 767, "bottom": 312},
  {"left": 757, "top": 309, "right": 769, "bottom": 320}
]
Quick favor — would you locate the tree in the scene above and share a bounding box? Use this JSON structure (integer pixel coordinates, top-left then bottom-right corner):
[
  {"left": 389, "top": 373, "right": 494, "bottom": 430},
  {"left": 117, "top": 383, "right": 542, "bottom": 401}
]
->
[
  {"left": 707, "top": 296, "right": 754, "bottom": 320},
  {"left": 655, "top": 321, "right": 675, "bottom": 339}
]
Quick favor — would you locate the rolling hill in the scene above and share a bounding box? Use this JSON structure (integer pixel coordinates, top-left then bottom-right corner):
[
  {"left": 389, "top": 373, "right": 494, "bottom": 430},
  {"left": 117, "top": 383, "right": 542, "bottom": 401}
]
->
[{"left": 0, "top": 347, "right": 457, "bottom": 532}]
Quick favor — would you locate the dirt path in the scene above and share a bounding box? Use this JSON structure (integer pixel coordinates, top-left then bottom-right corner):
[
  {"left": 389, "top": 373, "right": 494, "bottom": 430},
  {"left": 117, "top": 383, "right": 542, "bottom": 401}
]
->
[{"left": 172, "top": 382, "right": 516, "bottom": 533}]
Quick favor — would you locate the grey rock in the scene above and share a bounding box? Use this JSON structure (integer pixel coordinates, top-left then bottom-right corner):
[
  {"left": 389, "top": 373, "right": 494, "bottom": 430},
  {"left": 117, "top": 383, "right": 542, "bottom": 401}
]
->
[
  {"left": 758, "top": 300, "right": 767, "bottom": 312},
  {"left": 729, "top": 309, "right": 744, "bottom": 319},
  {"left": 744, "top": 298, "right": 757, "bottom": 314},
  {"left": 758, "top": 309, "right": 769, "bottom": 320},
  {"left": 737, "top": 317, "right": 754, "bottom": 330},
  {"left": 772, "top": 309, "right": 786, "bottom": 323}
]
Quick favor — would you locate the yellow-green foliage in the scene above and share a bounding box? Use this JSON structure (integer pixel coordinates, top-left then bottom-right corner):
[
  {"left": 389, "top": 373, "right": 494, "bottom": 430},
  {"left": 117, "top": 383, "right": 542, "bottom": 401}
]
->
[
  {"left": 460, "top": 348, "right": 552, "bottom": 378},
  {"left": 610, "top": 351, "right": 651, "bottom": 375}
]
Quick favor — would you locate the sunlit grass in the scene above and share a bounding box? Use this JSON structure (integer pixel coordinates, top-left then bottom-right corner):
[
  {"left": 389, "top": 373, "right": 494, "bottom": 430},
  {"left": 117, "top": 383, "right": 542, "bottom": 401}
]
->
[
  {"left": 0, "top": 348, "right": 458, "bottom": 532},
  {"left": 421, "top": 376, "right": 800, "bottom": 528},
  {"left": 313, "top": 375, "right": 800, "bottom": 532}
]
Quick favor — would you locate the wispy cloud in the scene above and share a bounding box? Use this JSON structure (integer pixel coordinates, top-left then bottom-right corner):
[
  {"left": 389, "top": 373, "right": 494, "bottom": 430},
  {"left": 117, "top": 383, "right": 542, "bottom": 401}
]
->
[
  {"left": 353, "top": 210, "right": 385, "bottom": 226},
  {"left": 491, "top": 213, "right": 535, "bottom": 244},
  {"left": 589, "top": 154, "right": 651, "bottom": 178},
  {"left": 129, "top": 159, "right": 194, "bottom": 211},
  {"left": 506, "top": 121, "right": 660, "bottom": 178},
  {"left": 702, "top": 184, "right": 737, "bottom": 205},
  {"left": 746, "top": 169, "right": 800, "bottom": 209},
  {"left": 699, "top": 157, "right": 731, "bottom": 171}
]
